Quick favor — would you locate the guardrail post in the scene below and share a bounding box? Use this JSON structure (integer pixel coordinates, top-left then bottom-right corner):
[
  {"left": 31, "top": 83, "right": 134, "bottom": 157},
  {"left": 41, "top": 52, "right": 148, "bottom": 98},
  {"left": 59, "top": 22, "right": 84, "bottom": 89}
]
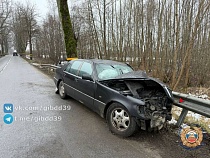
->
[{"left": 176, "top": 109, "right": 188, "bottom": 127}]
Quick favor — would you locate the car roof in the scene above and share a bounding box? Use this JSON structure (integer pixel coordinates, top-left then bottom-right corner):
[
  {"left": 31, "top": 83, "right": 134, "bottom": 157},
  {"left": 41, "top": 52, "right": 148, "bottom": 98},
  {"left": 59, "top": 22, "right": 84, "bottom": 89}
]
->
[{"left": 73, "top": 59, "right": 127, "bottom": 65}]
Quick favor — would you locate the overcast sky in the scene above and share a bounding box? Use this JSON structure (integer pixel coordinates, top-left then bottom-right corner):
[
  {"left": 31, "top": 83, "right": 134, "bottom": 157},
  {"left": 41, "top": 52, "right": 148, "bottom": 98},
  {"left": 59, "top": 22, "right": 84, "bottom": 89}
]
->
[
  {"left": 14, "top": 0, "right": 50, "bottom": 22},
  {"left": 13, "top": 0, "right": 79, "bottom": 23}
]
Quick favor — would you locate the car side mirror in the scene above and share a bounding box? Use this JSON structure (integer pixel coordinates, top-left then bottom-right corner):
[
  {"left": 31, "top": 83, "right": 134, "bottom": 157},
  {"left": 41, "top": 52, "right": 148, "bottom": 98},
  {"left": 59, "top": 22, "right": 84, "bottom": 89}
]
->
[{"left": 82, "top": 74, "right": 93, "bottom": 81}]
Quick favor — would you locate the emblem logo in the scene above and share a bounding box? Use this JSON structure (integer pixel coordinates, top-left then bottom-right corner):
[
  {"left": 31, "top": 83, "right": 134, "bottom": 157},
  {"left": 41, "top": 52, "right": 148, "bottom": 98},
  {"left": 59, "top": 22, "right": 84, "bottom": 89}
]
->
[{"left": 180, "top": 126, "right": 203, "bottom": 148}]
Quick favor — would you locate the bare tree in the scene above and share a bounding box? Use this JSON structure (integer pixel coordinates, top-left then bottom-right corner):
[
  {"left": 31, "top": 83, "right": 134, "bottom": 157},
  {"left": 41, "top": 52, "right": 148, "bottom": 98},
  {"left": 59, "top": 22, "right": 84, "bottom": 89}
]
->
[
  {"left": 35, "top": 14, "right": 65, "bottom": 63},
  {"left": 0, "top": 0, "right": 12, "bottom": 55},
  {"left": 70, "top": 0, "right": 210, "bottom": 89},
  {"left": 12, "top": 2, "right": 38, "bottom": 59}
]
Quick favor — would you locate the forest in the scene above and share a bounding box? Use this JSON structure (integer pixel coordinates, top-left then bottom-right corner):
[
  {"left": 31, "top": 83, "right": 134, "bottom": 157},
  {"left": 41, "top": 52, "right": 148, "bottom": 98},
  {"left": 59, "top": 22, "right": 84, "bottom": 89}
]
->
[{"left": 0, "top": 0, "right": 210, "bottom": 90}]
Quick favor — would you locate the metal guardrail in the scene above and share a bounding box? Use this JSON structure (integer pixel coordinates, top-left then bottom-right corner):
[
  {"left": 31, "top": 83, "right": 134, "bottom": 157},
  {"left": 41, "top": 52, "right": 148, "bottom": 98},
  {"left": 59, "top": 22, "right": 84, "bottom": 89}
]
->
[
  {"left": 33, "top": 63, "right": 210, "bottom": 127},
  {"left": 31, "top": 63, "right": 61, "bottom": 73},
  {"left": 40, "top": 64, "right": 61, "bottom": 69},
  {"left": 172, "top": 92, "right": 210, "bottom": 126}
]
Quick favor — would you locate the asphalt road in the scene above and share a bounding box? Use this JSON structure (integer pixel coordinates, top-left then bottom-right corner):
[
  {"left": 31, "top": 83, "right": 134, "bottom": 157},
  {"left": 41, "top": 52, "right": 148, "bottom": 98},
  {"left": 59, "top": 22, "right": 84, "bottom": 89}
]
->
[{"left": 0, "top": 55, "right": 209, "bottom": 158}]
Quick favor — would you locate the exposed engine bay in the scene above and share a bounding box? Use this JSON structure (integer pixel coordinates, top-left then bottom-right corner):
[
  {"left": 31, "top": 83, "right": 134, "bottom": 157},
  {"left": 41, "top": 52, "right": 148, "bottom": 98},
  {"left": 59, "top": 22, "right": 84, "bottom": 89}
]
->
[{"left": 100, "top": 79, "right": 173, "bottom": 130}]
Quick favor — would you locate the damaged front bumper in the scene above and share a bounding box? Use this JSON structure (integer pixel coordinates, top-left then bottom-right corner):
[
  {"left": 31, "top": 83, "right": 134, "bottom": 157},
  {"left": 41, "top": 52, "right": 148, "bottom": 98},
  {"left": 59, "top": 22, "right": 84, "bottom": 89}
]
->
[{"left": 99, "top": 74, "right": 174, "bottom": 131}]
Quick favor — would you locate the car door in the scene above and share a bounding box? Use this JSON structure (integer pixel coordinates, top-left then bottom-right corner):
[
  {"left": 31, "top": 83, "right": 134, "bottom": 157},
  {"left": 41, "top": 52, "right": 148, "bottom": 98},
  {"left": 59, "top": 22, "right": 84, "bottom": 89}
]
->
[
  {"left": 63, "top": 60, "right": 83, "bottom": 98},
  {"left": 75, "top": 62, "right": 96, "bottom": 111}
]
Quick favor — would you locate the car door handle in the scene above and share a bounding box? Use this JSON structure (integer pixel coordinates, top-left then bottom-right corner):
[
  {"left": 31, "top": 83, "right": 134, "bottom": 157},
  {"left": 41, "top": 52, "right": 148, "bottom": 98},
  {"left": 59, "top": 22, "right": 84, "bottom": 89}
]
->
[{"left": 75, "top": 78, "right": 79, "bottom": 82}]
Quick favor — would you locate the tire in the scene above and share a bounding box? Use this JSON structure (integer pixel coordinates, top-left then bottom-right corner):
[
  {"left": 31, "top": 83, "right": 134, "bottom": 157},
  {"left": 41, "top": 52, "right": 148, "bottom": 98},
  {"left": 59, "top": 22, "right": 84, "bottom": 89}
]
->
[
  {"left": 106, "top": 103, "right": 137, "bottom": 137},
  {"left": 58, "top": 81, "right": 67, "bottom": 99}
]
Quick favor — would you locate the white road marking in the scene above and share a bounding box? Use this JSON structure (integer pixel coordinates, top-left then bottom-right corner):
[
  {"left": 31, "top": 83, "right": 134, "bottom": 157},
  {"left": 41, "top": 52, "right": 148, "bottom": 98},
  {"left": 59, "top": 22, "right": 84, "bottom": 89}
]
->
[{"left": 0, "top": 57, "right": 12, "bottom": 74}]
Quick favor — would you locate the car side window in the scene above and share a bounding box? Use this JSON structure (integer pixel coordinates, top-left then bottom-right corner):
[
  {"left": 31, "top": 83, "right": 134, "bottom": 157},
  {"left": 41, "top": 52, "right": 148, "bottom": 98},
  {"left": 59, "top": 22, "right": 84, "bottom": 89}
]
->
[
  {"left": 69, "top": 61, "right": 83, "bottom": 76},
  {"left": 78, "top": 62, "right": 93, "bottom": 77},
  {"left": 65, "top": 63, "right": 72, "bottom": 73}
]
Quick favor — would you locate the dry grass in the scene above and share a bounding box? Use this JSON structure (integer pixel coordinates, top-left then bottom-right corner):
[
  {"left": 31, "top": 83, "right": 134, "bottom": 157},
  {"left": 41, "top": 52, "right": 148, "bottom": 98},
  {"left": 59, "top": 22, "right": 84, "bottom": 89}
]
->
[{"left": 178, "top": 87, "right": 210, "bottom": 98}]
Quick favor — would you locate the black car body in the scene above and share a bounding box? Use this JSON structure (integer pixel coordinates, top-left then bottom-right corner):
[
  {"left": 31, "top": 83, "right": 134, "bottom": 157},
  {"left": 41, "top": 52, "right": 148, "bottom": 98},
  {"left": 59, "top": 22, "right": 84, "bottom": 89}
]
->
[
  {"left": 13, "top": 52, "right": 18, "bottom": 56},
  {"left": 54, "top": 59, "right": 174, "bottom": 137}
]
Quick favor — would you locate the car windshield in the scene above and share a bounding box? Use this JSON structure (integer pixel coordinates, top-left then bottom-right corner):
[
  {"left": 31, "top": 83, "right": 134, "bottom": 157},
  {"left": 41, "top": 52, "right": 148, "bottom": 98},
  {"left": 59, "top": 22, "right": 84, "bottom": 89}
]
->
[{"left": 96, "top": 63, "right": 133, "bottom": 80}]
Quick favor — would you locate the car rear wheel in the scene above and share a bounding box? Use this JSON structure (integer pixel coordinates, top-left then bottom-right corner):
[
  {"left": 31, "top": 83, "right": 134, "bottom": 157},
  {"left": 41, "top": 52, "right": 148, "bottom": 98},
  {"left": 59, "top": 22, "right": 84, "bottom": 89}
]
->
[
  {"left": 106, "top": 103, "right": 137, "bottom": 137},
  {"left": 58, "top": 81, "right": 67, "bottom": 99}
]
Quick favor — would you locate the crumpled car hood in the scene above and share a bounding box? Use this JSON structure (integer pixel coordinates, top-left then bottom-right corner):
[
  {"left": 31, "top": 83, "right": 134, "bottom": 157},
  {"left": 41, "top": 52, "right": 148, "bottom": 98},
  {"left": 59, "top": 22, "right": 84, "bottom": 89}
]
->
[
  {"left": 114, "top": 71, "right": 166, "bottom": 87},
  {"left": 100, "top": 71, "right": 173, "bottom": 101},
  {"left": 115, "top": 71, "right": 148, "bottom": 79}
]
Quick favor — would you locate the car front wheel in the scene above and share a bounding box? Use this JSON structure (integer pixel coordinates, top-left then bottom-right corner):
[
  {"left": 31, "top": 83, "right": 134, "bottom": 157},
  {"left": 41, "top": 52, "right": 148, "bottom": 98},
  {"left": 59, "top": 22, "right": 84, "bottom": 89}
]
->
[
  {"left": 58, "top": 81, "right": 67, "bottom": 99},
  {"left": 106, "top": 103, "right": 137, "bottom": 137}
]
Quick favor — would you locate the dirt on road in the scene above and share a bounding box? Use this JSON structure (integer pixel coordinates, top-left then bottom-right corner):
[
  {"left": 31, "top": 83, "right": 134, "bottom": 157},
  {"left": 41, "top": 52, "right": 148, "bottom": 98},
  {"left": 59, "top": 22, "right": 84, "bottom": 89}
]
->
[{"left": 127, "top": 125, "right": 210, "bottom": 158}]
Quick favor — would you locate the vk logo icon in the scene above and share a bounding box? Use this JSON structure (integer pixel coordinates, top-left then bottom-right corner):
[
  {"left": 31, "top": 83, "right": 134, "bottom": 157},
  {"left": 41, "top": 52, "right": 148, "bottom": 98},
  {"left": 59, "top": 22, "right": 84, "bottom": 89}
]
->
[
  {"left": 4, "top": 104, "right": 13, "bottom": 113},
  {"left": 4, "top": 114, "right": 14, "bottom": 124}
]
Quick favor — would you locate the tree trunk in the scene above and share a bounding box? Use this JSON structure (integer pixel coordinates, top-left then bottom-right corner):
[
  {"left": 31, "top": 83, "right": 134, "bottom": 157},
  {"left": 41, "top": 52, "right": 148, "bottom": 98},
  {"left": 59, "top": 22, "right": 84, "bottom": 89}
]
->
[
  {"left": 29, "top": 31, "right": 33, "bottom": 60},
  {"left": 57, "top": 0, "right": 77, "bottom": 58}
]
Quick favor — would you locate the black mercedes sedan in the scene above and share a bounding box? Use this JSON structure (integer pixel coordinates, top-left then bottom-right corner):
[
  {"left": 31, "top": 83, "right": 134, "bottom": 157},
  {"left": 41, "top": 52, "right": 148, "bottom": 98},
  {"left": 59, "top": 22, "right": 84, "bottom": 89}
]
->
[{"left": 54, "top": 59, "right": 174, "bottom": 137}]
